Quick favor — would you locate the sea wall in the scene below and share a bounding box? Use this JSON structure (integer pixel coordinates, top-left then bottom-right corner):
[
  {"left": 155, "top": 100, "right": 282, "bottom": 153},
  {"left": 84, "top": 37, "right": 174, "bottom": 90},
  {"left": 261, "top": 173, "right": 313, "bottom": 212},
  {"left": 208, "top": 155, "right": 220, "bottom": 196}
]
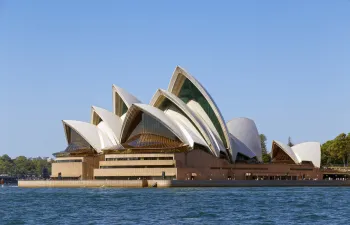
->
[
  {"left": 161, "top": 180, "right": 350, "bottom": 187},
  {"left": 19, "top": 179, "right": 350, "bottom": 188},
  {"left": 18, "top": 180, "right": 146, "bottom": 188}
]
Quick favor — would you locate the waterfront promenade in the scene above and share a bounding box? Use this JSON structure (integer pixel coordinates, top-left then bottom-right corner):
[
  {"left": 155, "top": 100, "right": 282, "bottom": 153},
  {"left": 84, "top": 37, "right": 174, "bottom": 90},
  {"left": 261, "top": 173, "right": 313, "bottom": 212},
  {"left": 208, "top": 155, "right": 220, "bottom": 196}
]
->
[{"left": 18, "top": 179, "right": 350, "bottom": 188}]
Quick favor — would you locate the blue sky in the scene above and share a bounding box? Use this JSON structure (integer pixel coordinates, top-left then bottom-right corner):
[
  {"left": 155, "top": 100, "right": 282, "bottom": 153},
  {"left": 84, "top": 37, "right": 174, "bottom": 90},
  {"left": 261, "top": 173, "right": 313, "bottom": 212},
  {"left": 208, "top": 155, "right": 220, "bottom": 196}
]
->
[{"left": 1, "top": 1, "right": 349, "bottom": 158}]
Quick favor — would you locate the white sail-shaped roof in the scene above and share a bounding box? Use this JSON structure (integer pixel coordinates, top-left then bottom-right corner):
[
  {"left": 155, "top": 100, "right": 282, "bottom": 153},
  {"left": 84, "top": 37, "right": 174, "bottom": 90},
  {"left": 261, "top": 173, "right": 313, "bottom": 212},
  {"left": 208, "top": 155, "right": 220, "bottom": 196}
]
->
[
  {"left": 292, "top": 142, "right": 321, "bottom": 168},
  {"left": 168, "top": 66, "right": 233, "bottom": 161},
  {"left": 112, "top": 85, "right": 141, "bottom": 118},
  {"left": 188, "top": 100, "right": 220, "bottom": 139},
  {"left": 96, "top": 121, "right": 117, "bottom": 145},
  {"left": 63, "top": 120, "right": 113, "bottom": 153},
  {"left": 59, "top": 66, "right": 322, "bottom": 166},
  {"left": 271, "top": 140, "right": 300, "bottom": 164},
  {"left": 163, "top": 106, "right": 209, "bottom": 149},
  {"left": 271, "top": 140, "right": 321, "bottom": 167},
  {"left": 229, "top": 134, "right": 256, "bottom": 159},
  {"left": 120, "top": 103, "right": 189, "bottom": 146},
  {"left": 227, "top": 118, "right": 262, "bottom": 161},
  {"left": 187, "top": 100, "right": 227, "bottom": 159},
  {"left": 150, "top": 89, "right": 219, "bottom": 156},
  {"left": 102, "top": 143, "right": 125, "bottom": 151},
  {"left": 272, "top": 140, "right": 300, "bottom": 164},
  {"left": 91, "top": 106, "right": 123, "bottom": 144}
]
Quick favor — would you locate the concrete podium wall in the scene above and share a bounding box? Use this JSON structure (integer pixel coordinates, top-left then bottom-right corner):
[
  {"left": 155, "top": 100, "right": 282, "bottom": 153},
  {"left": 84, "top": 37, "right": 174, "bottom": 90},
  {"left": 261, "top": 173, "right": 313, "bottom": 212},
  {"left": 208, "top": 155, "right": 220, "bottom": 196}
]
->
[
  {"left": 19, "top": 180, "right": 350, "bottom": 188},
  {"left": 19, "top": 180, "right": 146, "bottom": 188},
  {"left": 149, "top": 180, "right": 350, "bottom": 188}
]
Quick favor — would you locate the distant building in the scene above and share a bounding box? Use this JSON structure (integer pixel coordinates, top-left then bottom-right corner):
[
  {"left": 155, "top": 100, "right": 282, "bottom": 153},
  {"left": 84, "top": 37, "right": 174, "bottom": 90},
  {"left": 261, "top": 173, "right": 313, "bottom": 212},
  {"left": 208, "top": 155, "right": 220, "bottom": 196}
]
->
[
  {"left": 46, "top": 157, "right": 54, "bottom": 163},
  {"left": 52, "top": 66, "right": 322, "bottom": 181}
]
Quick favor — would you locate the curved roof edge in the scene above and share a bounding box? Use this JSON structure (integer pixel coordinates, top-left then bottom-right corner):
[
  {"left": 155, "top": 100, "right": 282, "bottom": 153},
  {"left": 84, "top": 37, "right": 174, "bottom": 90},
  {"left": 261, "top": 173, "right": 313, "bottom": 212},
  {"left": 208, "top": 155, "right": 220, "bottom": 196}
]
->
[
  {"left": 292, "top": 142, "right": 321, "bottom": 168},
  {"left": 226, "top": 117, "right": 262, "bottom": 161},
  {"left": 227, "top": 117, "right": 255, "bottom": 124},
  {"left": 91, "top": 106, "right": 123, "bottom": 143},
  {"left": 102, "top": 143, "right": 125, "bottom": 151},
  {"left": 187, "top": 100, "right": 227, "bottom": 158},
  {"left": 62, "top": 120, "right": 113, "bottom": 153},
  {"left": 112, "top": 85, "right": 141, "bottom": 107},
  {"left": 271, "top": 140, "right": 300, "bottom": 164},
  {"left": 272, "top": 140, "right": 321, "bottom": 167},
  {"left": 229, "top": 133, "right": 256, "bottom": 159},
  {"left": 150, "top": 88, "right": 220, "bottom": 157},
  {"left": 167, "top": 66, "right": 232, "bottom": 161},
  {"left": 164, "top": 107, "right": 209, "bottom": 149},
  {"left": 119, "top": 103, "right": 189, "bottom": 145},
  {"left": 112, "top": 85, "right": 141, "bottom": 116}
]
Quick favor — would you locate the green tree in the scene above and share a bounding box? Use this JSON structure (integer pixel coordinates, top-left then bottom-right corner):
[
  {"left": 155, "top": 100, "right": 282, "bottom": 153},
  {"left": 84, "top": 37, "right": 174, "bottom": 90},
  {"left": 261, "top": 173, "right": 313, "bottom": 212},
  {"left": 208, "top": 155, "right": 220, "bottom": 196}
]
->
[
  {"left": 0, "top": 155, "right": 52, "bottom": 178},
  {"left": 321, "top": 140, "right": 334, "bottom": 166},
  {"left": 260, "top": 134, "right": 267, "bottom": 154},
  {"left": 329, "top": 133, "right": 350, "bottom": 167},
  {"left": 262, "top": 154, "right": 271, "bottom": 163},
  {"left": 1, "top": 154, "right": 12, "bottom": 162},
  {"left": 31, "top": 157, "right": 52, "bottom": 177},
  {"left": 0, "top": 154, "right": 14, "bottom": 175},
  {"left": 260, "top": 134, "right": 271, "bottom": 163},
  {"left": 13, "top": 156, "right": 34, "bottom": 178}
]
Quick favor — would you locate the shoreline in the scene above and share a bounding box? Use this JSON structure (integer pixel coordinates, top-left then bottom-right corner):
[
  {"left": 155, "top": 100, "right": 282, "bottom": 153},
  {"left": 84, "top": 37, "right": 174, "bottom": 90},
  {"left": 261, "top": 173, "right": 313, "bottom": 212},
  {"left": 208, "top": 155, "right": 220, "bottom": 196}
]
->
[{"left": 18, "top": 180, "right": 350, "bottom": 188}]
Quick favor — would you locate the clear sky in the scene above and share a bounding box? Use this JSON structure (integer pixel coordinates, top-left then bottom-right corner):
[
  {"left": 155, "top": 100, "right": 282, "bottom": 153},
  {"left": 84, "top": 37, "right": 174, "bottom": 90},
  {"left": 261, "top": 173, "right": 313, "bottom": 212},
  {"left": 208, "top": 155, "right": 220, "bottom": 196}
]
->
[{"left": 1, "top": 1, "right": 349, "bottom": 158}]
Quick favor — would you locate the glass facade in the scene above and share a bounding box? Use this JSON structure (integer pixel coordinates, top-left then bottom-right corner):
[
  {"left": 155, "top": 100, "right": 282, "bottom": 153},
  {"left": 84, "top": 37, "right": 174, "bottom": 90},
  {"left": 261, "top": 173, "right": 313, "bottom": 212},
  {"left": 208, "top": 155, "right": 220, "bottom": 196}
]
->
[
  {"left": 96, "top": 115, "right": 102, "bottom": 125},
  {"left": 123, "top": 112, "right": 183, "bottom": 149},
  {"left": 106, "top": 157, "right": 173, "bottom": 161},
  {"left": 69, "top": 128, "right": 91, "bottom": 147},
  {"left": 271, "top": 144, "right": 294, "bottom": 163},
  {"left": 92, "top": 112, "right": 103, "bottom": 125},
  {"left": 55, "top": 159, "right": 82, "bottom": 163},
  {"left": 121, "top": 100, "right": 128, "bottom": 115},
  {"left": 115, "top": 93, "right": 128, "bottom": 117},
  {"left": 159, "top": 98, "right": 203, "bottom": 137},
  {"left": 177, "top": 77, "right": 226, "bottom": 147},
  {"left": 236, "top": 153, "right": 251, "bottom": 161},
  {"left": 56, "top": 128, "right": 93, "bottom": 155}
]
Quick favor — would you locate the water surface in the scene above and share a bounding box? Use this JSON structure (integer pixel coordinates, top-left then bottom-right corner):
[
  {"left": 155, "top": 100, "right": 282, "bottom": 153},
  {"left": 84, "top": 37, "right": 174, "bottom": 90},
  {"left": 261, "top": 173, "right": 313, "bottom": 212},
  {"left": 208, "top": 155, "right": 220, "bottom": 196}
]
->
[{"left": 1, "top": 186, "right": 349, "bottom": 224}]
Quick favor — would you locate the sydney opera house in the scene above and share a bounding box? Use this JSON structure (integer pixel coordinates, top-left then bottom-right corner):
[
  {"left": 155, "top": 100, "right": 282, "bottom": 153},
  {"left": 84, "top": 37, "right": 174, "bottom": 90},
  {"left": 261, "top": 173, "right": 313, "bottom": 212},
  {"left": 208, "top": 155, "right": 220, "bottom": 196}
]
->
[{"left": 52, "top": 66, "right": 322, "bottom": 181}]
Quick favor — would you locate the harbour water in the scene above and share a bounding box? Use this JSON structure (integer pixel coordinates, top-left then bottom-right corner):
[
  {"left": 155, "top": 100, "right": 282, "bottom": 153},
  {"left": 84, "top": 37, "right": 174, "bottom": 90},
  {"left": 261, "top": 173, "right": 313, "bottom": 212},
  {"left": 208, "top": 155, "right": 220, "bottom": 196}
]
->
[{"left": 1, "top": 186, "right": 349, "bottom": 224}]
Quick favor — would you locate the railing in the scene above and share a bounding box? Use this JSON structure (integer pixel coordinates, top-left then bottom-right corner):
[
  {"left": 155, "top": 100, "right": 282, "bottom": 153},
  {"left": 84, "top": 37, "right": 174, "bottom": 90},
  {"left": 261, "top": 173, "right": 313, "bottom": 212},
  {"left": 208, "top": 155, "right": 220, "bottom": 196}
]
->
[
  {"left": 325, "top": 164, "right": 350, "bottom": 167},
  {"left": 327, "top": 167, "right": 350, "bottom": 172}
]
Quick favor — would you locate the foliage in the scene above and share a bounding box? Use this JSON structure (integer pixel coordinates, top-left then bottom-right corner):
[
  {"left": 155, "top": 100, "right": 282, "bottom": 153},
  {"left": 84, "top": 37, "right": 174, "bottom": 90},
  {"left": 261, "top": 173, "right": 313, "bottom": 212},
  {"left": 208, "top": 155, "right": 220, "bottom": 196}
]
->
[
  {"left": 321, "top": 133, "right": 350, "bottom": 167},
  {"left": 260, "top": 134, "right": 271, "bottom": 163},
  {"left": 0, "top": 155, "right": 51, "bottom": 178},
  {"left": 260, "top": 134, "right": 267, "bottom": 154},
  {"left": 262, "top": 153, "right": 271, "bottom": 163},
  {"left": 321, "top": 140, "right": 336, "bottom": 166},
  {"left": 0, "top": 155, "right": 14, "bottom": 175}
]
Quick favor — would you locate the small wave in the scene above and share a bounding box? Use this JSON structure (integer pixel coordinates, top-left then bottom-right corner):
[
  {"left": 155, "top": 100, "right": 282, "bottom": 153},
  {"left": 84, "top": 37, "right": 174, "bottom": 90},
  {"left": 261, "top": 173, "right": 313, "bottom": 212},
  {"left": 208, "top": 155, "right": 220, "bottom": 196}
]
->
[{"left": 0, "top": 185, "right": 18, "bottom": 188}]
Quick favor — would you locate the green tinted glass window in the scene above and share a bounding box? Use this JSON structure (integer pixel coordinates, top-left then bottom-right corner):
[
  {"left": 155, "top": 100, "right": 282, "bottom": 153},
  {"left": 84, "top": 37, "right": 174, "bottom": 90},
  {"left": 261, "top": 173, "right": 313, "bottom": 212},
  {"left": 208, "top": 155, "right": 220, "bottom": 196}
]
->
[
  {"left": 121, "top": 100, "right": 128, "bottom": 115},
  {"left": 178, "top": 78, "right": 226, "bottom": 147},
  {"left": 159, "top": 98, "right": 206, "bottom": 142}
]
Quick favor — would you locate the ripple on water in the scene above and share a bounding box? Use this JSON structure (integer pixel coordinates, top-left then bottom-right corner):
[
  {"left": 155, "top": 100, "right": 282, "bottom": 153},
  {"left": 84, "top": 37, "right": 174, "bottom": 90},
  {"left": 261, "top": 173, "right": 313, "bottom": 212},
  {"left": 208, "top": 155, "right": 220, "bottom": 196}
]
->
[{"left": 1, "top": 187, "right": 350, "bottom": 224}]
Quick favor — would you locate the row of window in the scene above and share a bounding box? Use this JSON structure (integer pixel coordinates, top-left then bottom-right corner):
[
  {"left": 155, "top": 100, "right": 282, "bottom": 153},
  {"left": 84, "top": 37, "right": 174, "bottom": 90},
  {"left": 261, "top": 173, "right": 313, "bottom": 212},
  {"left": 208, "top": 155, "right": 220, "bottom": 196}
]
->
[
  {"left": 211, "top": 167, "right": 314, "bottom": 171},
  {"left": 106, "top": 157, "right": 173, "bottom": 161},
  {"left": 55, "top": 160, "right": 82, "bottom": 163},
  {"left": 290, "top": 168, "right": 314, "bottom": 171},
  {"left": 100, "top": 165, "right": 175, "bottom": 169},
  {"left": 95, "top": 176, "right": 176, "bottom": 180},
  {"left": 211, "top": 167, "right": 268, "bottom": 170}
]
